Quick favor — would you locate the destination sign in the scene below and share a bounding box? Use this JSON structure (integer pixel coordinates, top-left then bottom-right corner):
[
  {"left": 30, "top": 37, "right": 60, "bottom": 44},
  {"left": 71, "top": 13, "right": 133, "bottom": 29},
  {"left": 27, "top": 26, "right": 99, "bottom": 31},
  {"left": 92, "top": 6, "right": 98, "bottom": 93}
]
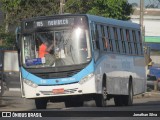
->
[
  {"left": 25, "top": 18, "right": 74, "bottom": 29},
  {"left": 35, "top": 18, "right": 74, "bottom": 28}
]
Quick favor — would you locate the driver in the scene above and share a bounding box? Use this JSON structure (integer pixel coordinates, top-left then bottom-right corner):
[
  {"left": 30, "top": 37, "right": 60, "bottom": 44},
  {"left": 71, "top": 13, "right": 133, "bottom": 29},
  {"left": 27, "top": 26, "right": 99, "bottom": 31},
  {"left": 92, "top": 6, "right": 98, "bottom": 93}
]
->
[{"left": 39, "top": 40, "right": 55, "bottom": 65}]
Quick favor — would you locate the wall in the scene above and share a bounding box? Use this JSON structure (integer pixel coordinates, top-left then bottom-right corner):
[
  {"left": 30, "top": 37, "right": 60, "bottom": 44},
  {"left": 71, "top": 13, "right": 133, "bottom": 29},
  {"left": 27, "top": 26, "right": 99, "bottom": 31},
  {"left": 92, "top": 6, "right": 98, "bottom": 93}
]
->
[{"left": 131, "top": 17, "right": 160, "bottom": 37}]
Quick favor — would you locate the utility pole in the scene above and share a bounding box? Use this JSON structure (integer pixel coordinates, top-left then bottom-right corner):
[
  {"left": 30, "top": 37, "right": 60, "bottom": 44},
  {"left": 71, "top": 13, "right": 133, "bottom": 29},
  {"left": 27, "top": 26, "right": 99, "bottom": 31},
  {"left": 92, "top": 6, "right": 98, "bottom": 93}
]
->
[
  {"left": 140, "top": 0, "right": 150, "bottom": 75},
  {"left": 140, "top": 0, "right": 144, "bottom": 42},
  {"left": 60, "top": 0, "right": 65, "bottom": 14}
]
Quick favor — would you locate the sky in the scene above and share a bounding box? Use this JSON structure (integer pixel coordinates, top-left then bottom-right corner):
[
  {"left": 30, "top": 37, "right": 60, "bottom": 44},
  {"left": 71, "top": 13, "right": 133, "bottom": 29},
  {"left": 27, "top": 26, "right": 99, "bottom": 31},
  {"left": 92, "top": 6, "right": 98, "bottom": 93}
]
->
[
  {"left": 128, "top": 0, "right": 160, "bottom": 8},
  {"left": 128, "top": 0, "right": 150, "bottom": 5}
]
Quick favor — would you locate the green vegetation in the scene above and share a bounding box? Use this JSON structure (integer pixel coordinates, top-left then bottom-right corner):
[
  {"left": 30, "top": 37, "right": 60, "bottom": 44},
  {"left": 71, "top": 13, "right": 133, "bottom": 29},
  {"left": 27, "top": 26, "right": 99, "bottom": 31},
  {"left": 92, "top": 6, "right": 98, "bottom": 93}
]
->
[
  {"left": 0, "top": 25, "right": 15, "bottom": 48},
  {"left": 65, "top": 0, "right": 133, "bottom": 20},
  {"left": 0, "top": 0, "right": 133, "bottom": 47}
]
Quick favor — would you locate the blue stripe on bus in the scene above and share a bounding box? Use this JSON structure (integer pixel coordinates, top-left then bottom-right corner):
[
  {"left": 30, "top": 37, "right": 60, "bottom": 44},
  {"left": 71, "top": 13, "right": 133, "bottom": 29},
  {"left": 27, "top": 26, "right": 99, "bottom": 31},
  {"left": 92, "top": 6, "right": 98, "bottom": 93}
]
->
[{"left": 21, "top": 60, "right": 94, "bottom": 85}]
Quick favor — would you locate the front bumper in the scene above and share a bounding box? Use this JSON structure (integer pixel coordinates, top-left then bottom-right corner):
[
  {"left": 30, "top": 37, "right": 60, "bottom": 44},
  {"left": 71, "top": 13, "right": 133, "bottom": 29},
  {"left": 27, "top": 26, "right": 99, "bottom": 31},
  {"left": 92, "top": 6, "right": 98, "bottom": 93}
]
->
[{"left": 23, "top": 76, "right": 96, "bottom": 98}]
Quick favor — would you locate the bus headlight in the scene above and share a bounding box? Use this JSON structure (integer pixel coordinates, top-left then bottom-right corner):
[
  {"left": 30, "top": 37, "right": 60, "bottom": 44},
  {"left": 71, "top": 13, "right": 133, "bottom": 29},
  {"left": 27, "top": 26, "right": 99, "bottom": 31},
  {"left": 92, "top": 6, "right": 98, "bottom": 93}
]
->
[
  {"left": 23, "top": 79, "right": 38, "bottom": 88},
  {"left": 79, "top": 73, "right": 94, "bottom": 85}
]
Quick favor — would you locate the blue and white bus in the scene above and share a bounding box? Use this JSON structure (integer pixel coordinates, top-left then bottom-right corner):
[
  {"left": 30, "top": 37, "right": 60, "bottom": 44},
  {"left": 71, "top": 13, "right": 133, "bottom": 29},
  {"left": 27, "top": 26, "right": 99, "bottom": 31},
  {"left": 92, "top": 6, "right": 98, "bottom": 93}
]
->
[{"left": 16, "top": 14, "right": 147, "bottom": 109}]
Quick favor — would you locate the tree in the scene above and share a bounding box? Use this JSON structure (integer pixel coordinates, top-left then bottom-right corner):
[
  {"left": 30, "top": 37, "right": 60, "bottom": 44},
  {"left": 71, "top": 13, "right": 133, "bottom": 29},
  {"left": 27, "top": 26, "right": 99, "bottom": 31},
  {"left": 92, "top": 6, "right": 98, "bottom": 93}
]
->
[
  {"left": 0, "top": 0, "right": 133, "bottom": 26},
  {"left": 65, "top": 0, "right": 133, "bottom": 20},
  {"left": 0, "top": 0, "right": 133, "bottom": 47},
  {"left": 0, "top": 0, "right": 60, "bottom": 47},
  {"left": 0, "top": 0, "right": 60, "bottom": 26},
  {"left": 65, "top": 0, "right": 93, "bottom": 14}
]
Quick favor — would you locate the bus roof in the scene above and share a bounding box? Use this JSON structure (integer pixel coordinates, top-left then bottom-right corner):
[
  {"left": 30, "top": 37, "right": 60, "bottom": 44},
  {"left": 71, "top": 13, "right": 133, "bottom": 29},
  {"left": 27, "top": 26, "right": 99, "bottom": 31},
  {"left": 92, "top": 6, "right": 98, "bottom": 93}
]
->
[
  {"left": 86, "top": 14, "right": 140, "bottom": 29},
  {"left": 21, "top": 14, "right": 140, "bottom": 29}
]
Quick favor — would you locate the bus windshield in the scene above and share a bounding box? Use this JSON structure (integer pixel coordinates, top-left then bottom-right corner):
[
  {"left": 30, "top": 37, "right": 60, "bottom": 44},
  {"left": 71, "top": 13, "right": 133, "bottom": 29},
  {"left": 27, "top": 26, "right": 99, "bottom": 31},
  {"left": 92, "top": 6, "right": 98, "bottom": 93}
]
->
[{"left": 22, "top": 27, "right": 91, "bottom": 68}]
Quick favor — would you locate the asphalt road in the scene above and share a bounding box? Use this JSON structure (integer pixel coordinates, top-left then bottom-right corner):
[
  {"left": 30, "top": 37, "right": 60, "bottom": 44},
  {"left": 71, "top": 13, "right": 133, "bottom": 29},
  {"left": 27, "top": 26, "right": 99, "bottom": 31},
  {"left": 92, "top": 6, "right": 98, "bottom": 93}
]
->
[
  {"left": 0, "top": 91, "right": 160, "bottom": 120},
  {"left": 0, "top": 91, "right": 160, "bottom": 110}
]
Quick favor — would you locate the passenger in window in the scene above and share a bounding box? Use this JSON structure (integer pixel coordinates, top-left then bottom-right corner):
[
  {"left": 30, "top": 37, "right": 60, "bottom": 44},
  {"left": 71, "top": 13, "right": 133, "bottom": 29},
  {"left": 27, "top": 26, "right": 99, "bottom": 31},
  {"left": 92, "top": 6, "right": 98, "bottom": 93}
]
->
[{"left": 103, "top": 37, "right": 108, "bottom": 49}]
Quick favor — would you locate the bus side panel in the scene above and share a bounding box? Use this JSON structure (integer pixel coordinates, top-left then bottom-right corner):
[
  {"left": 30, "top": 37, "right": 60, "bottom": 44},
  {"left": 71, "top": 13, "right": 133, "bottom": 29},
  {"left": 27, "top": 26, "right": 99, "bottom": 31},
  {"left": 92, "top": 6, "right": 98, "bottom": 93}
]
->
[
  {"left": 94, "top": 53, "right": 146, "bottom": 96},
  {"left": 132, "top": 57, "right": 146, "bottom": 95},
  {"left": 107, "top": 77, "right": 128, "bottom": 95}
]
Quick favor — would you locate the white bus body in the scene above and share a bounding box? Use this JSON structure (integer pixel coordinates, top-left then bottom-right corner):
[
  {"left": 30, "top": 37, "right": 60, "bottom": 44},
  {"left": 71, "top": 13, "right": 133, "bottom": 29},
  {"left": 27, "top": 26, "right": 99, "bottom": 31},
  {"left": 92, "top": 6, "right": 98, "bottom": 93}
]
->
[{"left": 17, "top": 14, "right": 146, "bottom": 109}]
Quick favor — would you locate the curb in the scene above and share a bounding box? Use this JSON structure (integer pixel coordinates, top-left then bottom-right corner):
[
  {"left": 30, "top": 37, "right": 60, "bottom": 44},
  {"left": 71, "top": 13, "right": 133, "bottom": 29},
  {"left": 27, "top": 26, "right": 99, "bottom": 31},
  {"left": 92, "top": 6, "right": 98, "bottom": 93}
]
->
[{"left": 134, "top": 92, "right": 160, "bottom": 99}]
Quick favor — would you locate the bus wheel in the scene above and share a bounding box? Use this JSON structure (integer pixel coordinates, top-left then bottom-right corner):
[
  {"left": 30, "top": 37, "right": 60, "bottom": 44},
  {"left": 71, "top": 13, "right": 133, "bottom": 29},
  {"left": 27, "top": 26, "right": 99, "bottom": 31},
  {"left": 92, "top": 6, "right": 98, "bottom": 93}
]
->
[
  {"left": 123, "top": 82, "right": 133, "bottom": 106},
  {"left": 35, "top": 98, "right": 48, "bottom": 109},
  {"left": 95, "top": 85, "right": 107, "bottom": 107}
]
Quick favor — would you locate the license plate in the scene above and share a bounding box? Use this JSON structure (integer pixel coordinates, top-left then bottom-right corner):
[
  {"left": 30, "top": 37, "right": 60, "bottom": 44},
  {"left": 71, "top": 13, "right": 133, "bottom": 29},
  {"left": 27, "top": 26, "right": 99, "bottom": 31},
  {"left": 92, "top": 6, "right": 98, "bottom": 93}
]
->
[{"left": 52, "top": 88, "right": 64, "bottom": 94}]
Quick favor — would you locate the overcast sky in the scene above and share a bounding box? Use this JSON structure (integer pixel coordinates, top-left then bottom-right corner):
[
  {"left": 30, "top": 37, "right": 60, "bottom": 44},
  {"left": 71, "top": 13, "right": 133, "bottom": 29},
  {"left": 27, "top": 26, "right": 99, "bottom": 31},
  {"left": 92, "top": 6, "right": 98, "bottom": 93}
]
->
[
  {"left": 128, "top": 0, "right": 160, "bottom": 8},
  {"left": 128, "top": 0, "right": 149, "bottom": 5}
]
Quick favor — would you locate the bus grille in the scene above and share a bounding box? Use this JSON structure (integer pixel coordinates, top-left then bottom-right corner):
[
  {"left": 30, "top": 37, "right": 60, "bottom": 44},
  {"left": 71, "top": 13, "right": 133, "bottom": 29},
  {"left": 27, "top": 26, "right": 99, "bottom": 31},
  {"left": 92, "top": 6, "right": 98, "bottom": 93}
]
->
[{"left": 34, "top": 69, "right": 81, "bottom": 79}]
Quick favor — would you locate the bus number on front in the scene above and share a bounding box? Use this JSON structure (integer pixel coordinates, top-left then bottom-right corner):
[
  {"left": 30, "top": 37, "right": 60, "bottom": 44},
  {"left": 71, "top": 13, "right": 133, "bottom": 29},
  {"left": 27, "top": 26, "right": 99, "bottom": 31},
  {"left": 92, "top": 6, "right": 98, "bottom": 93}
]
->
[{"left": 36, "top": 21, "right": 43, "bottom": 27}]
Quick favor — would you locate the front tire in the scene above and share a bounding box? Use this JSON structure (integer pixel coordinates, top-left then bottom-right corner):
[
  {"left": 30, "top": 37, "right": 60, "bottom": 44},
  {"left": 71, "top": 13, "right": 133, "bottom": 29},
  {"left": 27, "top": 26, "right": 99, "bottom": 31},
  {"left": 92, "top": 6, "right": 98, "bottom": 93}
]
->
[
  {"left": 95, "top": 85, "right": 107, "bottom": 107},
  {"left": 35, "top": 98, "right": 48, "bottom": 109}
]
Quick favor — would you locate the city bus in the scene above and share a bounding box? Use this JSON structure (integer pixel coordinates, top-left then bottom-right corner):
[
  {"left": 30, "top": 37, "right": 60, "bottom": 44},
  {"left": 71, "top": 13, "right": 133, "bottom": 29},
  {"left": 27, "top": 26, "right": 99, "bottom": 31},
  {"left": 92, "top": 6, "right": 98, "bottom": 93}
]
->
[{"left": 16, "top": 14, "right": 147, "bottom": 109}]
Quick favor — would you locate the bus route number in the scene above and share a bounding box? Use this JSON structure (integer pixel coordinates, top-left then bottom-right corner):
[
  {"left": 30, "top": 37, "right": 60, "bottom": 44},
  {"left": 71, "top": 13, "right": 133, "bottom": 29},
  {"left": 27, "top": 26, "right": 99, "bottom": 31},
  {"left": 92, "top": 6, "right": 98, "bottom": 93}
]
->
[{"left": 36, "top": 21, "right": 43, "bottom": 27}]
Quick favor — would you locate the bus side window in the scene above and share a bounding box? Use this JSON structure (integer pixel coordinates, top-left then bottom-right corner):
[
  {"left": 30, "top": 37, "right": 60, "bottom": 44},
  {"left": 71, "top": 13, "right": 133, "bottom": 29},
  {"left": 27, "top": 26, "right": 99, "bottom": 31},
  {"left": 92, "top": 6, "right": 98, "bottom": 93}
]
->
[
  {"left": 132, "top": 30, "right": 138, "bottom": 55},
  {"left": 135, "top": 31, "right": 142, "bottom": 55},
  {"left": 117, "top": 28, "right": 123, "bottom": 54},
  {"left": 107, "top": 26, "right": 113, "bottom": 52},
  {"left": 91, "top": 28, "right": 96, "bottom": 49},
  {"left": 123, "top": 29, "right": 129, "bottom": 54},
  {"left": 120, "top": 28, "right": 126, "bottom": 54},
  {"left": 103, "top": 26, "right": 110, "bottom": 51},
  {"left": 110, "top": 27, "right": 117, "bottom": 53},
  {"left": 113, "top": 27, "right": 120, "bottom": 53},
  {"left": 90, "top": 22, "right": 99, "bottom": 50},
  {"left": 126, "top": 29, "right": 132, "bottom": 54},
  {"left": 95, "top": 24, "right": 100, "bottom": 49},
  {"left": 129, "top": 29, "right": 136, "bottom": 55},
  {"left": 100, "top": 25, "right": 108, "bottom": 51},
  {"left": 138, "top": 31, "right": 143, "bottom": 55}
]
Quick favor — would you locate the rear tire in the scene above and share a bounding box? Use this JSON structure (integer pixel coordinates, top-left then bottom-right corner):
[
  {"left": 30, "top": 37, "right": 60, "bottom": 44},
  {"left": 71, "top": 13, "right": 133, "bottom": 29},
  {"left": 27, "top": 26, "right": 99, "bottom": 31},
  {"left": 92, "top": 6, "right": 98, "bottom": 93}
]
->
[
  {"left": 35, "top": 98, "right": 48, "bottom": 109},
  {"left": 123, "top": 82, "right": 133, "bottom": 106},
  {"left": 114, "top": 82, "right": 133, "bottom": 106}
]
